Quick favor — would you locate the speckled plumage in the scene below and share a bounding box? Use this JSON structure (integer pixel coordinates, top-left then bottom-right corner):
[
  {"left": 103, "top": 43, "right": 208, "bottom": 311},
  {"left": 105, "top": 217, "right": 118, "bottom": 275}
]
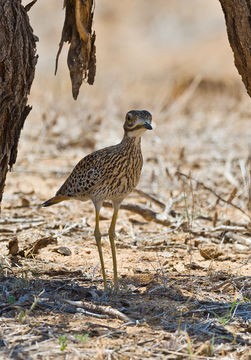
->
[
  {"left": 57, "top": 135, "right": 143, "bottom": 206},
  {"left": 42, "top": 110, "right": 152, "bottom": 289}
]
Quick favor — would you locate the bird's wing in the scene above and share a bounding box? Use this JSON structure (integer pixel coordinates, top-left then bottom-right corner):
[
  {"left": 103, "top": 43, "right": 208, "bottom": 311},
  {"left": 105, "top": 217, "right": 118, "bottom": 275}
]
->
[{"left": 56, "top": 145, "right": 117, "bottom": 197}]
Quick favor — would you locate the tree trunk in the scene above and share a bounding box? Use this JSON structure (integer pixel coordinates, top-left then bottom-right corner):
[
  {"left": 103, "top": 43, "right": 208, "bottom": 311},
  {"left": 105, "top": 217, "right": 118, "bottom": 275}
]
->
[
  {"left": 0, "top": 0, "right": 37, "bottom": 208},
  {"left": 219, "top": 0, "right": 251, "bottom": 97}
]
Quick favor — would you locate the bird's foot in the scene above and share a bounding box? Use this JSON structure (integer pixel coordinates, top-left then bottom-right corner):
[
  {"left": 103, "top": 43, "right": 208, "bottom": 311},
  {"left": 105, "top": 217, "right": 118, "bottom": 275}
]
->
[{"left": 102, "top": 282, "right": 120, "bottom": 298}]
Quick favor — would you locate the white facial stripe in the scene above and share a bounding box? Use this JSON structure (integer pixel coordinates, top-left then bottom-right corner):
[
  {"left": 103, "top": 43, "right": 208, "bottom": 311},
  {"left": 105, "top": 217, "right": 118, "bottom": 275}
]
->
[{"left": 127, "top": 127, "right": 147, "bottom": 138}]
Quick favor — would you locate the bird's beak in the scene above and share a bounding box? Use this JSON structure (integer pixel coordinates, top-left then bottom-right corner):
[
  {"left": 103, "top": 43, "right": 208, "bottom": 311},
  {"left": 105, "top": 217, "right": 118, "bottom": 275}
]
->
[{"left": 141, "top": 120, "right": 152, "bottom": 130}]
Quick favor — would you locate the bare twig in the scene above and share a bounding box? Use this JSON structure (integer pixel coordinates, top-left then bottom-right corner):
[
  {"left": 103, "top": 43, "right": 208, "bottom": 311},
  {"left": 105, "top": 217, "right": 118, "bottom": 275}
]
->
[
  {"left": 214, "top": 255, "right": 251, "bottom": 271},
  {"left": 209, "top": 225, "right": 250, "bottom": 233},
  {"left": 98, "top": 322, "right": 136, "bottom": 339},
  {"left": 56, "top": 297, "right": 133, "bottom": 323},
  {"left": 0, "top": 217, "right": 44, "bottom": 224},
  {"left": 134, "top": 189, "right": 166, "bottom": 209},
  {"left": 176, "top": 171, "right": 251, "bottom": 219},
  {"left": 74, "top": 307, "right": 108, "bottom": 319}
]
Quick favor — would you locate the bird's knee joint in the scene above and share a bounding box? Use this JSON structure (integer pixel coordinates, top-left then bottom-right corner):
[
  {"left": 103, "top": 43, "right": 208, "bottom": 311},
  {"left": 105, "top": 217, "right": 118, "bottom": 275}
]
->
[
  {"left": 94, "top": 229, "right": 101, "bottom": 242},
  {"left": 109, "top": 230, "right": 116, "bottom": 241}
]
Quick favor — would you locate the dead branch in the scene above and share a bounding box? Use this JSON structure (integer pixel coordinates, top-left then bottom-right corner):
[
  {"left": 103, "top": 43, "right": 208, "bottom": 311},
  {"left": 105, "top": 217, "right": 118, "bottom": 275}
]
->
[
  {"left": 0, "top": 217, "right": 44, "bottom": 224},
  {"left": 103, "top": 198, "right": 251, "bottom": 235},
  {"left": 134, "top": 189, "right": 166, "bottom": 209},
  {"left": 57, "top": 297, "right": 133, "bottom": 323},
  {"left": 74, "top": 307, "right": 108, "bottom": 319},
  {"left": 209, "top": 225, "right": 250, "bottom": 233},
  {"left": 103, "top": 201, "right": 172, "bottom": 227}
]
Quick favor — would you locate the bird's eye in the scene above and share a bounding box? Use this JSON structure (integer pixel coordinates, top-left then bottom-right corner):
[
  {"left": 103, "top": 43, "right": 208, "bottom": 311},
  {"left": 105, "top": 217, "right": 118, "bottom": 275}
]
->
[{"left": 127, "top": 114, "right": 133, "bottom": 124}]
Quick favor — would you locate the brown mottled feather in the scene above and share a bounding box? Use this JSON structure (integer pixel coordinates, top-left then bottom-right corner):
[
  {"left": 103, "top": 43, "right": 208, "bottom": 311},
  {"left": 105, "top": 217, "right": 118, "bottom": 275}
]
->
[{"left": 56, "top": 136, "right": 143, "bottom": 204}]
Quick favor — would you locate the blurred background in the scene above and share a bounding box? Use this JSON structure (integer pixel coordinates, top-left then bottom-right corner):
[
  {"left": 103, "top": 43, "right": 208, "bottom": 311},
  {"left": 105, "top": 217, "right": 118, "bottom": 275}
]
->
[{"left": 4, "top": 0, "right": 250, "bottom": 216}]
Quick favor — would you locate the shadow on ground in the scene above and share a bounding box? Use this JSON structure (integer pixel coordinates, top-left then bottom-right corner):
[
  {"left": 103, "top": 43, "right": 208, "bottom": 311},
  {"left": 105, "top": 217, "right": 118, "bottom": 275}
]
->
[{"left": 1, "top": 267, "right": 250, "bottom": 358}]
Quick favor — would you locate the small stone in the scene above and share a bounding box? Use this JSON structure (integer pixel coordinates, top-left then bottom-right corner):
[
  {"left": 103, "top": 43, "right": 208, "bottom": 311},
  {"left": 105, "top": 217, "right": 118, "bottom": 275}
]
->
[{"left": 54, "top": 246, "right": 72, "bottom": 256}]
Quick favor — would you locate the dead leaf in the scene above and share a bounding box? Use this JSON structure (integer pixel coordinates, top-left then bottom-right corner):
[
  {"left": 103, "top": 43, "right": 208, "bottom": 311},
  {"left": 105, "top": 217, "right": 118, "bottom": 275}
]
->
[
  {"left": 19, "top": 236, "right": 57, "bottom": 258},
  {"left": 55, "top": 0, "right": 96, "bottom": 99}
]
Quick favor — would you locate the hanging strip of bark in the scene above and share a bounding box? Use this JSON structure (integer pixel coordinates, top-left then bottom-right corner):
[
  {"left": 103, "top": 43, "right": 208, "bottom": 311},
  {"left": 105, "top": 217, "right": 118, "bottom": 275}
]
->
[
  {"left": 0, "top": 0, "right": 38, "bottom": 209},
  {"left": 55, "top": 0, "right": 96, "bottom": 100},
  {"left": 219, "top": 0, "right": 251, "bottom": 97}
]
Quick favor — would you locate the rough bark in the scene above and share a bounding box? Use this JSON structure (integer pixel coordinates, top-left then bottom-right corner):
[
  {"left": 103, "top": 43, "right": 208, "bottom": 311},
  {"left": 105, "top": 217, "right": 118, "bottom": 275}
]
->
[
  {"left": 55, "top": 0, "right": 96, "bottom": 100},
  {"left": 0, "top": 0, "right": 37, "bottom": 208},
  {"left": 219, "top": 0, "right": 251, "bottom": 97}
]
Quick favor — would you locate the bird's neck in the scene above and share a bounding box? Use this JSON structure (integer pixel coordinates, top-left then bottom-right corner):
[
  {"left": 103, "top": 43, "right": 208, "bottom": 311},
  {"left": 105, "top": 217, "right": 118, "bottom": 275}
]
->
[{"left": 121, "top": 133, "right": 141, "bottom": 148}]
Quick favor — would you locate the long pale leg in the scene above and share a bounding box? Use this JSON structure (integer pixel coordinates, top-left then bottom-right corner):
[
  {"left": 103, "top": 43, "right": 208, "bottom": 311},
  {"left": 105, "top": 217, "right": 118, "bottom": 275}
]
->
[
  {"left": 108, "top": 208, "right": 119, "bottom": 288},
  {"left": 94, "top": 208, "right": 107, "bottom": 287}
]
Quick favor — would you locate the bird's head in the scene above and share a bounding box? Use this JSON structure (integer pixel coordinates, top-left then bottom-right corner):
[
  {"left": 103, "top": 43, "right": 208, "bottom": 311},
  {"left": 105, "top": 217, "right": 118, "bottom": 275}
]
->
[{"left": 123, "top": 110, "right": 152, "bottom": 138}]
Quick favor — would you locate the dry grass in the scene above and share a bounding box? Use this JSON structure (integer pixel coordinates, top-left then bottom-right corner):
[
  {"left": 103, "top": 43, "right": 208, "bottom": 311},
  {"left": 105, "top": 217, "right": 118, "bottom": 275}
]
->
[{"left": 1, "top": 0, "right": 251, "bottom": 359}]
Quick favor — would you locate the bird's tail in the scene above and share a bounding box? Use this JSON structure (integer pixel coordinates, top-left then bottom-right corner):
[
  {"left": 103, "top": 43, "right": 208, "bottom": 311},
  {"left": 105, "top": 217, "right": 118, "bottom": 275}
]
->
[{"left": 42, "top": 195, "right": 68, "bottom": 207}]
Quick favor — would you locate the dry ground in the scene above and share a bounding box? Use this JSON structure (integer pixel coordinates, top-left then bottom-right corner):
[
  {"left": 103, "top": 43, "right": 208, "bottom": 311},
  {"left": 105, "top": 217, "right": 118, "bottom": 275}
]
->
[{"left": 0, "top": 1, "right": 251, "bottom": 359}]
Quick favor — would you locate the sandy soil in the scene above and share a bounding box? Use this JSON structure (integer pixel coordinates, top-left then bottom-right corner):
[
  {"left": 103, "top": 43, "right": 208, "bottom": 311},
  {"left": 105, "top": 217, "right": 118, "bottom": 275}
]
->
[{"left": 0, "top": 1, "right": 251, "bottom": 359}]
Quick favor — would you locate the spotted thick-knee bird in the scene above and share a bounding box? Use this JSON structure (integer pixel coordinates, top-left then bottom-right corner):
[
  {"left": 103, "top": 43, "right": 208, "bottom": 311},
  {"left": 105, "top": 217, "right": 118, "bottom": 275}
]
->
[{"left": 42, "top": 110, "right": 152, "bottom": 289}]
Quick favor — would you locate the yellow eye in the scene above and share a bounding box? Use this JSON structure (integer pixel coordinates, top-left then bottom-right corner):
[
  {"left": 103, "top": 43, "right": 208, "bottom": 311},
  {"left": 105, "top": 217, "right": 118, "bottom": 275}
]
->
[{"left": 127, "top": 114, "right": 133, "bottom": 124}]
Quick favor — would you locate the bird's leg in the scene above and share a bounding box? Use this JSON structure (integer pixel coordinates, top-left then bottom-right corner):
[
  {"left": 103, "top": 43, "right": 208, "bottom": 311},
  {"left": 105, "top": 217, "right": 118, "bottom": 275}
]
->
[
  {"left": 108, "top": 208, "right": 119, "bottom": 288},
  {"left": 94, "top": 209, "right": 107, "bottom": 287}
]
